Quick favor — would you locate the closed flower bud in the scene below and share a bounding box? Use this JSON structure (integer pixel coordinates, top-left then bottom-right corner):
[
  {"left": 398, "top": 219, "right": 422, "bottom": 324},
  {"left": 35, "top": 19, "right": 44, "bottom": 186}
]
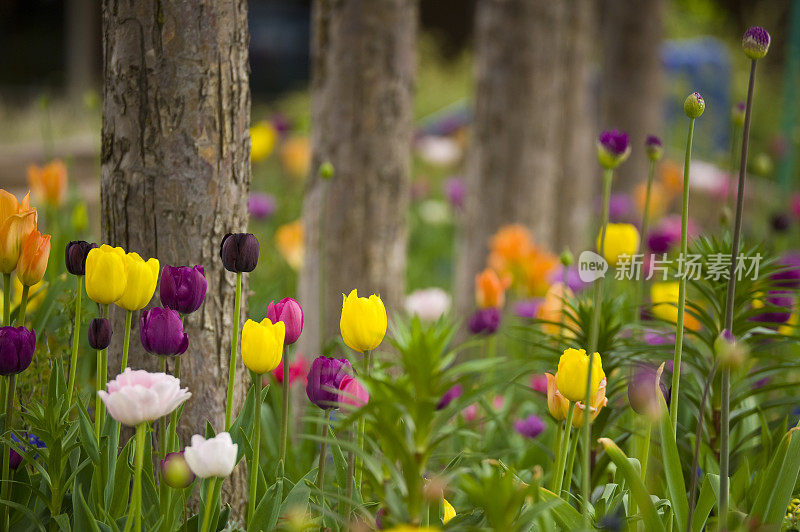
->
[
  {"left": 88, "top": 318, "right": 112, "bottom": 350},
  {"left": 266, "top": 297, "right": 303, "bottom": 345},
  {"left": 0, "top": 191, "right": 38, "bottom": 274},
  {"left": 514, "top": 414, "right": 546, "bottom": 439},
  {"left": 85, "top": 245, "right": 128, "bottom": 305},
  {"left": 306, "top": 356, "right": 352, "bottom": 410},
  {"left": 0, "top": 326, "right": 36, "bottom": 376},
  {"left": 597, "top": 223, "right": 639, "bottom": 266},
  {"left": 731, "top": 102, "right": 746, "bottom": 127},
  {"left": 319, "top": 161, "right": 334, "bottom": 180},
  {"left": 684, "top": 92, "right": 705, "bottom": 119},
  {"left": 97, "top": 368, "right": 191, "bottom": 426},
  {"left": 241, "top": 318, "right": 284, "bottom": 374},
  {"left": 597, "top": 130, "right": 631, "bottom": 169},
  {"left": 714, "top": 329, "right": 748, "bottom": 369},
  {"left": 140, "top": 307, "right": 189, "bottom": 356},
  {"left": 645, "top": 135, "right": 663, "bottom": 162},
  {"left": 555, "top": 347, "right": 604, "bottom": 403},
  {"left": 183, "top": 432, "right": 239, "bottom": 478},
  {"left": 219, "top": 233, "right": 259, "bottom": 272},
  {"left": 742, "top": 26, "right": 770, "bottom": 59},
  {"left": 436, "top": 384, "right": 462, "bottom": 410},
  {"left": 475, "top": 268, "right": 509, "bottom": 308},
  {"left": 115, "top": 252, "right": 159, "bottom": 311},
  {"left": 467, "top": 307, "right": 501, "bottom": 335},
  {"left": 340, "top": 289, "right": 387, "bottom": 352},
  {"left": 64, "top": 240, "right": 97, "bottom": 276},
  {"left": 627, "top": 364, "right": 668, "bottom": 420},
  {"left": 338, "top": 374, "right": 369, "bottom": 410},
  {"left": 16, "top": 230, "right": 50, "bottom": 286},
  {"left": 560, "top": 250, "right": 574, "bottom": 267},
  {"left": 161, "top": 451, "right": 195, "bottom": 488},
  {"left": 160, "top": 265, "right": 207, "bottom": 314}
]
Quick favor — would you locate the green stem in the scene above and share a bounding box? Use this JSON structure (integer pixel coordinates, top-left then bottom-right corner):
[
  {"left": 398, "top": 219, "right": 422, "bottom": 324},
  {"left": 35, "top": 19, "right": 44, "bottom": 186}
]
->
[
  {"left": 279, "top": 344, "right": 290, "bottom": 464},
  {"left": 588, "top": 168, "right": 613, "bottom": 352},
  {"left": 1, "top": 374, "right": 17, "bottom": 530},
  {"left": 640, "top": 422, "right": 652, "bottom": 484},
  {"left": 124, "top": 423, "right": 147, "bottom": 532},
  {"left": 720, "top": 59, "right": 758, "bottom": 530},
  {"left": 564, "top": 424, "right": 580, "bottom": 494},
  {"left": 120, "top": 310, "right": 133, "bottom": 371},
  {"left": 167, "top": 357, "right": 181, "bottom": 453},
  {"left": 199, "top": 477, "right": 218, "bottom": 532},
  {"left": 67, "top": 276, "right": 83, "bottom": 407},
  {"left": 636, "top": 160, "right": 657, "bottom": 326},
  {"left": 247, "top": 371, "right": 263, "bottom": 527},
  {"left": 158, "top": 357, "right": 168, "bottom": 459},
  {"left": 16, "top": 285, "right": 29, "bottom": 326},
  {"left": 3, "top": 273, "right": 10, "bottom": 326},
  {"left": 95, "top": 305, "right": 107, "bottom": 442},
  {"left": 316, "top": 410, "right": 330, "bottom": 494},
  {"left": 225, "top": 272, "right": 242, "bottom": 431},
  {"left": 551, "top": 402, "right": 576, "bottom": 495},
  {"left": 669, "top": 117, "right": 695, "bottom": 435},
  {"left": 354, "top": 350, "right": 371, "bottom": 488}
]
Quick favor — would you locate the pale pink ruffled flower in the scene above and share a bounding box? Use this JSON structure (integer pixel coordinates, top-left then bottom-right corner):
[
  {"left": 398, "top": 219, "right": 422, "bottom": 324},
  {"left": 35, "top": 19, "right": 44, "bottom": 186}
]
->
[
  {"left": 97, "top": 368, "right": 191, "bottom": 427},
  {"left": 184, "top": 432, "right": 239, "bottom": 478}
]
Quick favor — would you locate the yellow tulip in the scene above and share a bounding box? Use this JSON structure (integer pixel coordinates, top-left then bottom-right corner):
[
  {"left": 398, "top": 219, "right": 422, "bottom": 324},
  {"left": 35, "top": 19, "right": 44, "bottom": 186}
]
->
[
  {"left": 597, "top": 223, "right": 639, "bottom": 266},
  {"left": 555, "top": 348, "right": 604, "bottom": 403},
  {"left": 241, "top": 318, "right": 285, "bottom": 374},
  {"left": 443, "top": 498, "right": 456, "bottom": 524},
  {"left": 114, "top": 252, "right": 159, "bottom": 311},
  {"left": 250, "top": 121, "right": 277, "bottom": 163},
  {"left": 340, "top": 289, "right": 387, "bottom": 353},
  {"left": 85, "top": 245, "right": 128, "bottom": 304}
]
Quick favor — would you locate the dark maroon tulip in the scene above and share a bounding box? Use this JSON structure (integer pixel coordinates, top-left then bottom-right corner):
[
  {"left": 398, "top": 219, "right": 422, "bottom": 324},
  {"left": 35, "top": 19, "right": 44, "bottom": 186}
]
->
[
  {"left": 628, "top": 364, "right": 669, "bottom": 418},
  {"left": 468, "top": 307, "right": 501, "bottom": 335},
  {"left": 64, "top": 241, "right": 97, "bottom": 276},
  {"left": 0, "top": 326, "right": 35, "bottom": 376},
  {"left": 140, "top": 307, "right": 189, "bottom": 356},
  {"left": 436, "top": 384, "right": 462, "bottom": 410},
  {"left": 770, "top": 213, "right": 792, "bottom": 233},
  {"left": 88, "top": 318, "right": 112, "bottom": 350},
  {"left": 514, "top": 414, "right": 546, "bottom": 439},
  {"left": 306, "top": 356, "right": 352, "bottom": 410},
  {"left": 266, "top": 297, "right": 303, "bottom": 345},
  {"left": 160, "top": 265, "right": 207, "bottom": 314},
  {"left": 219, "top": 233, "right": 259, "bottom": 272}
]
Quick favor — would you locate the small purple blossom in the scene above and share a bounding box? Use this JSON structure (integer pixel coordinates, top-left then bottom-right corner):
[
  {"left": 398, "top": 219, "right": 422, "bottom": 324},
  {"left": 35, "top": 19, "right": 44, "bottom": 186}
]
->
[
  {"left": 514, "top": 414, "right": 545, "bottom": 439},
  {"left": 140, "top": 307, "right": 189, "bottom": 357},
  {"left": 752, "top": 291, "right": 793, "bottom": 325},
  {"left": 437, "top": 384, "right": 463, "bottom": 410},
  {"left": 772, "top": 252, "right": 800, "bottom": 289},
  {"left": 443, "top": 177, "right": 466, "bottom": 209},
  {"left": 742, "top": 26, "right": 771, "bottom": 59},
  {"left": 468, "top": 307, "right": 501, "bottom": 335},
  {"left": 9, "top": 433, "right": 45, "bottom": 470},
  {"left": 248, "top": 193, "right": 276, "bottom": 221},
  {"left": 599, "top": 130, "right": 630, "bottom": 157}
]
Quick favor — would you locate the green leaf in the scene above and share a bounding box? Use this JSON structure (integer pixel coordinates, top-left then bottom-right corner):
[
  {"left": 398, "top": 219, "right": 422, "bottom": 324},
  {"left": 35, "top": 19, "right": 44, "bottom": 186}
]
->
[
  {"left": 538, "top": 487, "right": 584, "bottom": 531},
  {"left": 691, "top": 474, "right": 718, "bottom": 532},
  {"left": 750, "top": 427, "right": 791, "bottom": 518},
  {"left": 762, "top": 427, "right": 800, "bottom": 524},
  {"left": 72, "top": 485, "right": 101, "bottom": 532},
  {"left": 657, "top": 390, "right": 689, "bottom": 532}
]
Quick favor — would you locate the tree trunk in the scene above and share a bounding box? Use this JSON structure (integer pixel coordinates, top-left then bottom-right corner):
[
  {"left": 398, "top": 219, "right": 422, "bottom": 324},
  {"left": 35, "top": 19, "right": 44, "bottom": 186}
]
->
[
  {"left": 100, "top": 0, "right": 250, "bottom": 514},
  {"left": 599, "top": 0, "right": 665, "bottom": 191},
  {"left": 297, "top": 0, "right": 417, "bottom": 356},
  {"left": 455, "top": 0, "right": 565, "bottom": 317},
  {"left": 554, "top": 0, "right": 597, "bottom": 253}
]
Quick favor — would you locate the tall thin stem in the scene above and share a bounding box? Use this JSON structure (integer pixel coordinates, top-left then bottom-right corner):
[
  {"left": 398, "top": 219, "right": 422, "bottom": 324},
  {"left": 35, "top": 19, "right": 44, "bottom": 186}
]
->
[
  {"left": 3, "top": 273, "right": 10, "bottom": 325},
  {"left": 199, "top": 477, "right": 218, "bottom": 532},
  {"left": 636, "top": 160, "right": 657, "bottom": 324},
  {"left": 316, "top": 410, "right": 330, "bottom": 493},
  {"left": 1, "top": 374, "right": 17, "bottom": 530},
  {"left": 95, "top": 304, "right": 107, "bottom": 441},
  {"left": 669, "top": 116, "right": 696, "bottom": 434},
  {"left": 720, "top": 59, "right": 758, "bottom": 529},
  {"left": 225, "top": 272, "right": 242, "bottom": 430},
  {"left": 354, "top": 350, "right": 371, "bottom": 488},
  {"left": 551, "top": 402, "right": 576, "bottom": 494},
  {"left": 16, "top": 285, "right": 29, "bottom": 326},
  {"left": 247, "top": 371, "right": 263, "bottom": 526},
  {"left": 279, "top": 344, "right": 290, "bottom": 464},
  {"left": 67, "top": 276, "right": 83, "bottom": 406},
  {"left": 167, "top": 356, "right": 182, "bottom": 453},
  {"left": 120, "top": 310, "right": 133, "bottom": 371},
  {"left": 123, "top": 423, "right": 147, "bottom": 532}
]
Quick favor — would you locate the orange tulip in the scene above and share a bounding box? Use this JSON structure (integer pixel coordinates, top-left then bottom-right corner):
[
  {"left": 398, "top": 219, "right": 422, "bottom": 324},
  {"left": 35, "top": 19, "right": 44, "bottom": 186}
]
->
[
  {"left": 27, "top": 160, "right": 67, "bottom": 207},
  {"left": 475, "top": 268, "right": 509, "bottom": 308},
  {"left": 571, "top": 378, "right": 608, "bottom": 428},
  {"left": 0, "top": 190, "right": 38, "bottom": 274},
  {"left": 537, "top": 282, "right": 577, "bottom": 336},
  {"left": 17, "top": 230, "right": 50, "bottom": 286},
  {"left": 545, "top": 373, "right": 569, "bottom": 421}
]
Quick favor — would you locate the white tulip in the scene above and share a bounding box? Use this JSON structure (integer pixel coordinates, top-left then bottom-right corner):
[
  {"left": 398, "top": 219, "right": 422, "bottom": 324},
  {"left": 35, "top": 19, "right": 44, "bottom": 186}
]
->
[
  {"left": 183, "top": 432, "right": 239, "bottom": 478},
  {"left": 97, "top": 368, "right": 191, "bottom": 427},
  {"left": 404, "top": 287, "right": 451, "bottom": 321}
]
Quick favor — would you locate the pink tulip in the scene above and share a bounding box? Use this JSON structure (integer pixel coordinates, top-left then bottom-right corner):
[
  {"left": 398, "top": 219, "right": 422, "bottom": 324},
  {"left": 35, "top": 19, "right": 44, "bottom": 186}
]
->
[{"left": 338, "top": 375, "right": 369, "bottom": 410}]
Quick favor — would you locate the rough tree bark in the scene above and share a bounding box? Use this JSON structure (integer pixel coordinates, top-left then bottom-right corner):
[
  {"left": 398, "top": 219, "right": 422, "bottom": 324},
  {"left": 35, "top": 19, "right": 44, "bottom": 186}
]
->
[
  {"left": 599, "top": 0, "right": 665, "bottom": 191},
  {"left": 297, "top": 0, "right": 417, "bottom": 356},
  {"left": 100, "top": 0, "right": 250, "bottom": 513},
  {"left": 455, "top": 0, "right": 565, "bottom": 317},
  {"left": 554, "top": 0, "right": 597, "bottom": 253}
]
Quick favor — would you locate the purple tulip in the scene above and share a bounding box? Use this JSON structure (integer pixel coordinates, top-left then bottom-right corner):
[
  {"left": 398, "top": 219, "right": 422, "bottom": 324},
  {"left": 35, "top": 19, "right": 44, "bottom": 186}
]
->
[
  {"left": 443, "top": 177, "right": 466, "bottom": 209},
  {"left": 140, "top": 307, "right": 189, "bottom": 356},
  {"left": 64, "top": 240, "right": 97, "bottom": 275},
  {"left": 436, "top": 384, "right": 462, "bottom": 410},
  {"left": 160, "top": 265, "right": 207, "bottom": 314},
  {"left": 515, "top": 299, "right": 543, "bottom": 319},
  {"left": 248, "top": 193, "right": 276, "bottom": 221},
  {"left": 88, "top": 318, "right": 112, "bottom": 350},
  {"left": 773, "top": 253, "right": 800, "bottom": 289},
  {"left": 9, "top": 433, "right": 45, "bottom": 470},
  {"left": 0, "top": 327, "right": 36, "bottom": 376},
  {"left": 514, "top": 414, "right": 545, "bottom": 439},
  {"left": 306, "top": 356, "right": 352, "bottom": 410},
  {"left": 752, "top": 291, "right": 793, "bottom": 325},
  {"left": 266, "top": 297, "right": 304, "bottom": 345},
  {"left": 628, "top": 365, "right": 669, "bottom": 418},
  {"left": 468, "top": 307, "right": 501, "bottom": 335},
  {"left": 219, "top": 233, "right": 259, "bottom": 273}
]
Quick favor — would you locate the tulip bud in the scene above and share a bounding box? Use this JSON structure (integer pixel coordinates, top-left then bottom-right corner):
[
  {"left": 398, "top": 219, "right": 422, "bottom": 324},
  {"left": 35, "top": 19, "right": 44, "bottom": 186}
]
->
[
  {"left": 0, "top": 326, "right": 36, "bottom": 376},
  {"left": 16, "top": 230, "right": 51, "bottom": 286},
  {"left": 514, "top": 414, "right": 546, "bottom": 439},
  {"left": 88, "top": 318, "right": 112, "bottom": 350},
  {"left": 771, "top": 213, "right": 791, "bottom": 233},
  {"left": 340, "top": 289, "right": 387, "bottom": 352},
  {"left": 597, "top": 129, "right": 631, "bottom": 169},
  {"left": 306, "top": 356, "right": 352, "bottom": 410},
  {"left": 85, "top": 245, "right": 128, "bottom": 305},
  {"left": 645, "top": 135, "right": 663, "bottom": 162},
  {"left": 140, "top": 307, "right": 189, "bottom": 356},
  {"left": 436, "top": 384, "right": 462, "bottom": 410},
  {"left": 160, "top": 265, "right": 207, "bottom": 314},
  {"left": 684, "top": 92, "right": 705, "bottom": 119},
  {"left": 241, "top": 318, "right": 284, "bottom": 374},
  {"left": 559, "top": 250, "right": 574, "bottom": 267},
  {"left": 467, "top": 307, "right": 501, "bottom": 335},
  {"left": 161, "top": 451, "right": 195, "bottom": 488},
  {"left": 64, "top": 240, "right": 97, "bottom": 276},
  {"left": 319, "top": 161, "right": 334, "bottom": 180},
  {"left": 627, "top": 364, "right": 668, "bottom": 419},
  {"left": 0, "top": 191, "right": 37, "bottom": 274},
  {"left": 742, "top": 26, "right": 770, "bottom": 60},
  {"left": 219, "top": 233, "right": 259, "bottom": 272},
  {"left": 731, "top": 102, "right": 746, "bottom": 128},
  {"left": 266, "top": 297, "right": 303, "bottom": 345},
  {"left": 183, "top": 432, "right": 239, "bottom": 479},
  {"left": 475, "top": 268, "right": 508, "bottom": 309}
]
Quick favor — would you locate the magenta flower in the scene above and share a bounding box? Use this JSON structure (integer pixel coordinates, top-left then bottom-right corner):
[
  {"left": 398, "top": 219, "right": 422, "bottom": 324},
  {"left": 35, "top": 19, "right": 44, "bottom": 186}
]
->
[
  {"left": 160, "top": 265, "right": 207, "bottom": 314},
  {"left": 0, "top": 326, "right": 35, "bottom": 376},
  {"left": 140, "top": 307, "right": 189, "bottom": 356},
  {"left": 443, "top": 177, "right": 466, "bottom": 209},
  {"left": 515, "top": 298, "right": 543, "bottom": 319},
  {"left": 248, "top": 193, "right": 276, "bottom": 221},
  {"left": 742, "top": 26, "right": 771, "bottom": 59},
  {"left": 272, "top": 352, "right": 309, "bottom": 387},
  {"left": 306, "top": 356, "right": 352, "bottom": 410},
  {"left": 514, "top": 414, "right": 545, "bottom": 439},
  {"left": 597, "top": 129, "right": 631, "bottom": 169},
  {"left": 773, "top": 252, "right": 800, "bottom": 289},
  {"left": 530, "top": 374, "right": 547, "bottom": 394},
  {"left": 338, "top": 375, "right": 369, "bottom": 410},
  {"left": 266, "top": 297, "right": 304, "bottom": 345},
  {"left": 436, "top": 384, "right": 463, "bottom": 410}
]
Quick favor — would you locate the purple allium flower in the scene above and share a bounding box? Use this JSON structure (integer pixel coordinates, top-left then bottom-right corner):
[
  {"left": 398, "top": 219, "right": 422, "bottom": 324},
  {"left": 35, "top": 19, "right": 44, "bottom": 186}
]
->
[
  {"left": 770, "top": 213, "right": 792, "bottom": 233},
  {"left": 468, "top": 307, "right": 501, "bottom": 335},
  {"left": 88, "top": 318, "right": 112, "bottom": 350},
  {"left": 599, "top": 130, "right": 630, "bottom": 157},
  {"left": 64, "top": 240, "right": 97, "bottom": 276},
  {"left": 9, "top": 433, "right": 45, "bottom": 470},
  {"left": 684, "top": 92, "right": 705, "bottom": 119},
  {"left": 515, "top": 298, "right": 543, "bottom": 319},
  {"left": 742, "top": 26, "right": 771, "bottom": 59},
  {"left": 514, "top": 414, "right": 546, "bottom": 439},
  {"left": 160, "top": 265, "right": 207, "bottom": 314},
  {"left": 306, "top": 356, "right": 352, "bottom": 410},
  {"left": 772, "top": 252, "right": 800, "bottom": 289},
  {"left": 628, "top": 364, "right": 669, "bottom": 419},
  {"left": 248, "top": 193, "right": 276, "bottom": 221},
  {"left": 266, "top": 297, "right": 304, "bottom": 345},
  {"left": 437, "top": 384, "right": 463, "bottom": 410},
  {"left": 0, "top": 327, "right": 35, "bottom": 376},
  {"left": 645, "top": 135, "right": 663, "bottom": 162},
  {"left": 443, "top": 177, "right": 466, "bottom": 209},
  {"left": 752, "top": 291, "right": 793, "bottom": 325},
  {"left": 219, "top": 233, "right": 259, "bottom": 273},
  {"left": 140, "top": 307, "right": 189, "bottom": 357},
  {"left": 608, "top": 193, "right": 633, "bottom": 222},
  {"left": 731, "top": 102, "right": 746, "bottom": 127}
]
